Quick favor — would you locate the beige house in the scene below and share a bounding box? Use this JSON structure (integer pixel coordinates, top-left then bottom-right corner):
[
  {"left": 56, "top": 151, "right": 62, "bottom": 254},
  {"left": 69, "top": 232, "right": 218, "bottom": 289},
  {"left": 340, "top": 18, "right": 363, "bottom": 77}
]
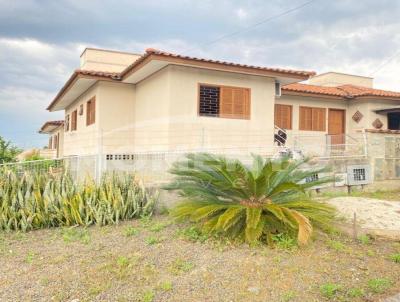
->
[
  {"left": 42, "top": 48, "right": 400, "bottom": 158},
  {"left": 44, "top": 48, "right": 313, "bottom": 156},
  {"left": 38, "top": 120, "right": 64, "bottom": 158}
]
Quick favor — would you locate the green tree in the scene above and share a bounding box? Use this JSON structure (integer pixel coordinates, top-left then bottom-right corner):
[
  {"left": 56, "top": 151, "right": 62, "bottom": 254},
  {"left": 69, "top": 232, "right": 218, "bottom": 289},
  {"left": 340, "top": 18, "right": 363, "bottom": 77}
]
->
[
  {"left": 0, "top": 136, "right": 21, "bottom": 164},
  {"left": 164, "top": 153, "right": 335, "bottom": 245}
]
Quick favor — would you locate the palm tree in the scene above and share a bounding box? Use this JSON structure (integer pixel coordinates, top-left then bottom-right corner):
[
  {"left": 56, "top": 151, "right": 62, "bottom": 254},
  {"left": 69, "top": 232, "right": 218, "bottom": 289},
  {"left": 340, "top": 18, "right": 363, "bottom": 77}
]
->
[{"left": 164, "top": 153, "right": 335, "bottom": 245}]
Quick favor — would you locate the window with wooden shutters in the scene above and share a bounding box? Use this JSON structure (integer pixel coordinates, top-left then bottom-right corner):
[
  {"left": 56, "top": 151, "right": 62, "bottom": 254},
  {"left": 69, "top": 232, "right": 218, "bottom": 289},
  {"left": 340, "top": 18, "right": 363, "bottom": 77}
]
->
[
  {"left": 199, "top": 84, "right": 250, "bottom": 119},
  {"left": 87, "top": 97, "right": 96, "bottom": 126},
  {"left": 71, "top": 110, "right": 77, "bottom": 131},
  {"left": 274, "top": 104, "right": 292, "bottom": 129},
  {"left": 220, "top": 86, "right": 250, "bottom": 119},
  {"left": 299, "top": 106, "right": 326, "bottom": 131},
  {"left": 49, "top": 137, "right": 53, "bottom": 149},
  {"left": 65, "top": 115, "right": 70, "bottom": 131},
  {"left": 53, "top": 134, "right": 58, "bottom": 149}
]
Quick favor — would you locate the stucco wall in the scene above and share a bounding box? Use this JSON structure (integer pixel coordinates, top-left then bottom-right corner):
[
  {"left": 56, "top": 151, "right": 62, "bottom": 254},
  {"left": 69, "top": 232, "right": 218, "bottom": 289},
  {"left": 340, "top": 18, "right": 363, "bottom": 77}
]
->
[
  {"left": 309, "top": 72, "right": 373, "bottom": 88},
  {"left": 80, "top": 48, "right": 140, "bottom": 73},
  {"left": 276, "top": 95, "right": 348, "bottom": 153},
  {"left": 168, "top": 65, "right": 276, "bottom": 153},
  {"left": 63, "top": 84, "right": 99, "bottom": 156}
]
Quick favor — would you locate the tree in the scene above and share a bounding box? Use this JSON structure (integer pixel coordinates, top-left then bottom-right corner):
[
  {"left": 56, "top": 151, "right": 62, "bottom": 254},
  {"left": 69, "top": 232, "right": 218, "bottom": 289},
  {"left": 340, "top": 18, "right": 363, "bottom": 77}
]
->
[
  {"left": 0, "top": 136, "right": 21, "bottom": 164},
  {"left": 164, "top": 153, "right": 335, "bottom": 246}
]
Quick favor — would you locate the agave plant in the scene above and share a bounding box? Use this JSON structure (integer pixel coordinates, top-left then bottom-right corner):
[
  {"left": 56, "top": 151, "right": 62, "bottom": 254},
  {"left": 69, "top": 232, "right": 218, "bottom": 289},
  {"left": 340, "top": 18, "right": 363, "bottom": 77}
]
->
[
  {"left": 0, "top": 170, "right": 158, "bottom": 231},
  {"left": 164, "top": 153, "right": 335, "bottom": 245}
]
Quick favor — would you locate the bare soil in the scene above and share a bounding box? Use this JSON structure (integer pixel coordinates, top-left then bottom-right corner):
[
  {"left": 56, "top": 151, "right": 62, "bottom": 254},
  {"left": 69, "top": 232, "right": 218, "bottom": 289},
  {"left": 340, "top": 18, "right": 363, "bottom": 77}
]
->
[{"left": 1, "top": 216, "right": 399, "bottom": 302}]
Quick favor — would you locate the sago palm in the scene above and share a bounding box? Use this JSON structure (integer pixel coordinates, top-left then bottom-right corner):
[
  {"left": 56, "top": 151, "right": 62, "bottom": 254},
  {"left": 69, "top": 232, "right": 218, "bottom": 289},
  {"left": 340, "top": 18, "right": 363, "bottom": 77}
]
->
[{"left": 164, "top": 153, "right": 335, "bottom": 245}]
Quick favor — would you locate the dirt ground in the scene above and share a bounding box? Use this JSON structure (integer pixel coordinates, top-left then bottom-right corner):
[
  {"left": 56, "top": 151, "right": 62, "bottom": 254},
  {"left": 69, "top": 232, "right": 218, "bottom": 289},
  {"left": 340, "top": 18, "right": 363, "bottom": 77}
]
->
[{"left": 1, "top": 215, "right": 399, "bottom": 302}]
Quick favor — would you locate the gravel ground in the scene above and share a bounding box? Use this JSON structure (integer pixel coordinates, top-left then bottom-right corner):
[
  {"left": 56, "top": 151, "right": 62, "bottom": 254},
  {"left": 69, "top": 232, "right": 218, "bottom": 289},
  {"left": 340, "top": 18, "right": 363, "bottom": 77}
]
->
[{"left": 0, "top": 216, "right": 399, "bottom": 302}]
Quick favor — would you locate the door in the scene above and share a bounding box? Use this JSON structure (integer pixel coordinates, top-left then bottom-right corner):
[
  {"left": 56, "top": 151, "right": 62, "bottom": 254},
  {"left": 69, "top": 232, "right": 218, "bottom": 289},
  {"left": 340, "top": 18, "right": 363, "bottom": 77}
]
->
[{"left": 328, "top": 109, "right": 345, "bottom": 145}]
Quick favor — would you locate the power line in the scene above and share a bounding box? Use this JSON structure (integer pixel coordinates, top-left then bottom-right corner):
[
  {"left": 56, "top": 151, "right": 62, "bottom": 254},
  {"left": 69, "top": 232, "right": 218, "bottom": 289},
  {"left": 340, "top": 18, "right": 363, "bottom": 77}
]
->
[
  {"left": 182, "top": 0, "right": 320, "bottom": 54},
  {"left": 369, "top": 49, "right": 400, "bottom": 76}
]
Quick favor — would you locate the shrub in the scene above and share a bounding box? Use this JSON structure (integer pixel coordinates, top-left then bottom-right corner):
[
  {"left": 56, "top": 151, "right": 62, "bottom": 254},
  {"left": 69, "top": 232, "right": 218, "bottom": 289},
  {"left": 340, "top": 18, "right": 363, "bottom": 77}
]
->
[
  {"left": 0, "top": 170, "right": 158, "bottom": 231},
  {"left": 164, "top": 153, "right": 335, "bottom": 245}
]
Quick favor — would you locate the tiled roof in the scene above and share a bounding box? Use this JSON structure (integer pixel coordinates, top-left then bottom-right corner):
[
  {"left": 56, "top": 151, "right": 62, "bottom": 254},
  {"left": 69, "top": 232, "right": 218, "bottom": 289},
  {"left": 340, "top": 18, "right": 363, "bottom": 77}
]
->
[
  {"left": 120, "top": 48, "right": 316, "bottom": 79},
  {"left": 39, "top": 120, "right": 64, "bottom": 133},
  {"left": 76, "top": 69, "right": 121, "bottom": 80},
  {"left": 283, "top": 83, "right": 400, "bottom": 100},
  {"left": 282, "top": 83, "right": 347, "bottom": 97}
]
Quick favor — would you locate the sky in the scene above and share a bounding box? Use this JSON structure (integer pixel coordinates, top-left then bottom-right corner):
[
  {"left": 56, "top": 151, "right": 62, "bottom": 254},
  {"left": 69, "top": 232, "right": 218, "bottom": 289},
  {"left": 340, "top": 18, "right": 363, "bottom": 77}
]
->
[{"left": 1, "top": 0, "right": 400, "bottom": 148}]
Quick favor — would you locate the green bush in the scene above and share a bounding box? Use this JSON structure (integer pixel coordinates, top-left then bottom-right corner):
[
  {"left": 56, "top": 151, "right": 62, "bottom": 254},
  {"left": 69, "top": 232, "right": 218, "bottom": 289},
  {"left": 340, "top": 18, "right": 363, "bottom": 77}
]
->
[
  {"left": 0, "top": 170, "right": 158, "bottom": 231},
  {"left": 164, "top": 153, "right": 335, "bottom": 246}
]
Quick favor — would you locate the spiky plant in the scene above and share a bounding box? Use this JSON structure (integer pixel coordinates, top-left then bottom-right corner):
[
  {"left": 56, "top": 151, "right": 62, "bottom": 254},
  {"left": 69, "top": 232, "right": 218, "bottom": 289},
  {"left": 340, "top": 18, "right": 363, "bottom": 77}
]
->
[
  {"left": 164, "top": 153, "right": 335, "bottom": 245},
  {"left": 0, "top": 170, "right": 158, "bottom": 231}
]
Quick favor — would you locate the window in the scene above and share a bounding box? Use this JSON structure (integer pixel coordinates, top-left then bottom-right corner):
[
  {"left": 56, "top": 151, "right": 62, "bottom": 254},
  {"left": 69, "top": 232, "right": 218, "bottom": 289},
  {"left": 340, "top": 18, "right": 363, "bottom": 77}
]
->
[
  {"left": 275, "top": 81, "right": 281, "bottom": 97},
  {"left": 274, "top": 104, "right": 292, "bottom": 129},
  {"left": 299, "top": 106, "right": 326, "bottom": 131},
  {"left": 388, "top": 112, "right": 400, "bottom": 130},
  {"left": 71, "top": 110, "right": 77, "bottom": 131},
  {"left": 53, "top": 134, "right": 58, "bottom": 149},
  {"left": 49, "top": 137, "right": 53, "bottom": 149},
  {"left": 199, "top": 84, "right": 250, "bottom": 119},
  {"left": 87, "top": 97, "right": 96, "bottom": 126},
  {"left": 65, "top": 115, "right": 70, "bottom": 131}
]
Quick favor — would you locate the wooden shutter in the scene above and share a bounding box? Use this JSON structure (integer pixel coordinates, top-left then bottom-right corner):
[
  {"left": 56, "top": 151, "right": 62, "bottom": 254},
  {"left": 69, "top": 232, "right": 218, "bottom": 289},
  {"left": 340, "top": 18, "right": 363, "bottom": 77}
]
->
[
  {"left": 275, "top": 104, "right": 292, "bottom": 129},
  {"left": 53, "top": 135, "right": 58, "bottom": 149},
  {"left": 65, "top": 115, "right": 70, "bottom": 131},
  {"left": 87, "top": 97, "right": 96, "bottom": 125},
  {"left": 299, "top": 107, "right": 312, "bottom": 130},
  {"left": 71, "top": 110, "right": 77, "bottom": 131},
  {"left": 220, "top": 87, "right": 250, "bottom": 119},
  {"left": 312, "top": 108, "right": 326, "bottom": 131},
  {"left": 49, "top": 137, "right": 52, "bottom": 149}
]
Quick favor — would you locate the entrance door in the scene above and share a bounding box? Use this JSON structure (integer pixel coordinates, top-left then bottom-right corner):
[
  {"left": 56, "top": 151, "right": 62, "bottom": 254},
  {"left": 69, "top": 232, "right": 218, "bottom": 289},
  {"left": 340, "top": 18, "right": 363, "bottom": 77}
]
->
[{"left": 328, "top": 109, "right": 345, "bottom": 145}]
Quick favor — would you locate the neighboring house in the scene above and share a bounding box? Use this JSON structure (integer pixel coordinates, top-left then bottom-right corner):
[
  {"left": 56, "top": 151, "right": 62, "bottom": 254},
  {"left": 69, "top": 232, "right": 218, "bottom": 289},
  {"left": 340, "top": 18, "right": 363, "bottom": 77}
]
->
[
  {"left": 276, "top": 72, "right": 400, "bottom": 154},
  {"left": 45, "top": 48, "right": 314, "bottom": 156},
  {"left": 43, "top": 48, "right": 400, "bottom": 158},
  {"left": 39, "top": 120, "right": 64, "bottom": 158}
]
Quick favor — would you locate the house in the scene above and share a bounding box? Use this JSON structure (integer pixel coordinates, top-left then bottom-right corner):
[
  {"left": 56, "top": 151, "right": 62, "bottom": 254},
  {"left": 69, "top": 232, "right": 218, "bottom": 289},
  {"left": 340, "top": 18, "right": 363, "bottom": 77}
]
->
[
  {"left": 42, "top": 48, "right": 400, "bottom": 160},
  {"left": 38, "top": 120, "right": 64, "bottom": 158},
  {"left": 44, "top": 48, "right": 314, "bottom": 157}
]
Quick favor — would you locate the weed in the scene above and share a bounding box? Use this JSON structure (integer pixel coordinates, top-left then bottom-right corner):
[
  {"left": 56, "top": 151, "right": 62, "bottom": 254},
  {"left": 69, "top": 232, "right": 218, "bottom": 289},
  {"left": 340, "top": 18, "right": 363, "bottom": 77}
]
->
[
  {"left": 358, "top": 234, "right": 372, "bottom": 245},
  {"left": 368, "top": 278, "right": 392, "bottom": 293},
  {"left": 159, "top": 281, "right": 173, "bottom": 291},
  {"left": 281, "top": 290, "right": 296, "bottom": 301},
  {"left": 140, "top": 215, "right": 153, "bottom": 227},
  {"left": 326, "top": 239, "right": 346, "bottom": 252},
  {"left": 61, "top": 228, "right": 90, "bottom": 244},
  {"left": 272, "top": 234, "right": 297, "bottom": 250},
  {"left": 149, "top": 222, "right": 170, "bottom": 233},
  {"left": 320, "top": 283, "right": 341, "bottom": 298},
  {"left": 145, "top": 236, "right": 160, "bottom": 245},
  {"left": 178, "top": 226, "right": 208, "bottom": 243},
  {"left": 124, "top": 226, "right": 139, "bottom": 237},
  {"left": 389, "top": 253, "right": 400, "bottom": 263},
  {"left": 367, "top": 250, "right": 376, "bottom": 257},
  {"left": 141, "top": 290, "right": 155, "bottom": 302},
  {"left": 347, "top": 287, "right": 365, "bottom": 298},
  {"left": 25, "top": 251, "right": 35, "bottom": 264},
  {"left": 169, "top": 258, "right": 194, "bottom": 275}
]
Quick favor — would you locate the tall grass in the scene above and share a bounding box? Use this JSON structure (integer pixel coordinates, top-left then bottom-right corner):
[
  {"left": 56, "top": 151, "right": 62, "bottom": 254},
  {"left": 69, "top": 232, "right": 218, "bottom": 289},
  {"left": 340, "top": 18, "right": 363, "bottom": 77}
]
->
[{"left": 0, "top": 170, "right": 158, "bottom": 231}]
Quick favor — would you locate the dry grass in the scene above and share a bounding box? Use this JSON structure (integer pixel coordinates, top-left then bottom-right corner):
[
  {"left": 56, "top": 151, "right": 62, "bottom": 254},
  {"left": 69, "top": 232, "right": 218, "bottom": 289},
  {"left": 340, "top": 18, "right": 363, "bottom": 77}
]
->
[
  {"left": 0, "top": 215, "right": 399, "bottom": 302},
  {"left": 320, "top": 189, "right": 400, "bottom": 202}
]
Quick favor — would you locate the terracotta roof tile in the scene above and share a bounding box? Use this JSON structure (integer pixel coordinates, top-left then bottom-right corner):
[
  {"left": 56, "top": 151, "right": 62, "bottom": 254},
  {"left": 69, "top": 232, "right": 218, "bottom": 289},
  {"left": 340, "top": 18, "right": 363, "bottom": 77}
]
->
[
  {"left": 120, "top": 48, "right": 316, "bottom": 79},
  {"left": 283, "top": 83, "right": 400, "bottom": 100},
  {"left": 39, "top": 120, "right": 64, "bottom": 133}
]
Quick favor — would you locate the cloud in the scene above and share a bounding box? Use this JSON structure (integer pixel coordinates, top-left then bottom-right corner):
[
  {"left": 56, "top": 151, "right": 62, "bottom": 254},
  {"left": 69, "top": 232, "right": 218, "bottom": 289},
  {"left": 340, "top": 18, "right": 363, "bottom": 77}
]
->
[{"left": 1, "top": 0, "right": 400, "bottom": 147}]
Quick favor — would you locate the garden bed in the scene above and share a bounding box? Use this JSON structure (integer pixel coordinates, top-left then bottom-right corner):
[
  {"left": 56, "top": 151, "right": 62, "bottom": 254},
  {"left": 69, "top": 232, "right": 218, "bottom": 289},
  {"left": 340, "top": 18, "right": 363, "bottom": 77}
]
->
[{"left": 1, "top": 215, "right": 399, "bottom": 302}]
